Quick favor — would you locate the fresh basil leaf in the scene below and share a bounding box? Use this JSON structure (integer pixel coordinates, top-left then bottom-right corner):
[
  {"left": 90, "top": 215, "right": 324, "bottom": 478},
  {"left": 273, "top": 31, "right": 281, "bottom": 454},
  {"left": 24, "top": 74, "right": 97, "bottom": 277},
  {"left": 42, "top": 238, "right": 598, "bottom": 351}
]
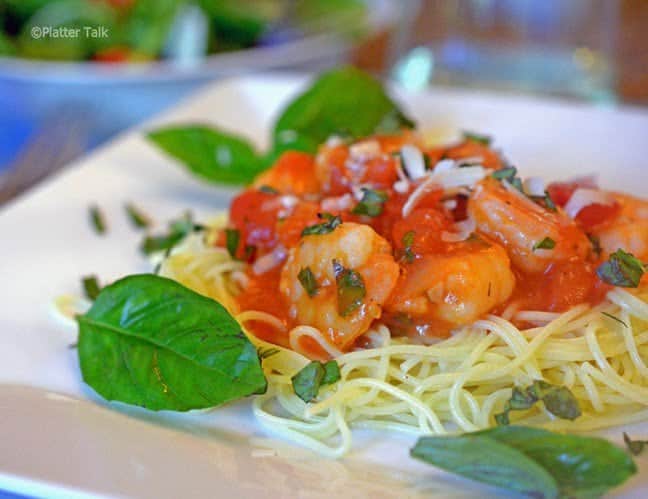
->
[
  {"left": 298, "top": 267, "right": 319, "bottom": 297},
  {"left": 273, "top": 67, "right": 415, "bottom": 155},
  {"left": 124, "top": 202, "right": 151, "bottom": 229},
  {"left": 89, "top": 204, "right": 106, "bottom": 235},
  {"left": 413, "top": 426, "right": 636, "bottom": 499},
  {"left": 412, "top": 433, "right": 559, "bottom": 498},
  {"left": 322, "top": 360, "right": 341, "bottom": 385},
  {"left": 301, "top": 213, "right": 342, "bottom": 236},
  {"left": 478, "top": 426, "right": 637, "bottom": 498},
  {"left": 291, "top": 361, "right": 325, "bottom": 403},
  {"left": 533, "top": 237, "right": 556, "bottom": 251},
  {"left": 602, "top": 312, "right": 628, "bottom": 328},
  {"left": 495, "top": 380, "right": 580, "bottom": 425},
  {"left": 352, "top": 188, "right": 388, "bottom": 217},
  {"left": 291, "top": 360, "right": 341, "bottom": 402},
  {"left": 462, "top": 130, "right": 492, "bottom": 146},
  {"left": 333, "top": 260, "right": 366, "bottom": 317},
  {"left": 148, "top": 125, "right": 264, "bottom": 185},
  {"left": 597, "top": 249, "right": 646, "bottom": 288},
  {"left": 81, "top": 275, "right": 102, "bottom": 301},
  {"left": 225, "top": 228, "right": 240, "bottom": 259},
  {"left": 624, "top": 432, "right": 648, "bottom": 456},
  {"left": 77, "top": 274, "right": 267, "bottom": 411}
]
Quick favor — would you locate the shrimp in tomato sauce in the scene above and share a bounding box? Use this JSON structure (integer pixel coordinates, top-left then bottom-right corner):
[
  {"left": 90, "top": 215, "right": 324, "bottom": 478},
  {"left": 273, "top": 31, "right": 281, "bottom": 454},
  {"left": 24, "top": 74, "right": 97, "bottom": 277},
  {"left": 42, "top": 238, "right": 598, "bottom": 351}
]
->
[{"left": 219, "top": 132, "right": 647, "bottom": 357}]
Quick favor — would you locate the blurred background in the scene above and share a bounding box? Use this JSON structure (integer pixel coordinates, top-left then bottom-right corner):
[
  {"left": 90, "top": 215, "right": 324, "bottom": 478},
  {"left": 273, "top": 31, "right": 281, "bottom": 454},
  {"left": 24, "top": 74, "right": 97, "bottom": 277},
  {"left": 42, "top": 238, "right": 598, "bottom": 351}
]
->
[{"left": 0, "top": 0, "right": 647, "bottom": 204}]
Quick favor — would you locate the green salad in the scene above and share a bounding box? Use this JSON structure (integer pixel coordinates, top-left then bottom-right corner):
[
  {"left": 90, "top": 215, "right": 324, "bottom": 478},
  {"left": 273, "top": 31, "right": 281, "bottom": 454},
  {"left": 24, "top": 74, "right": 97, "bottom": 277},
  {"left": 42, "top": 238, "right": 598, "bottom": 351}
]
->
[{"left": 0, "top": 0, "right": 365, "bottom": 62}]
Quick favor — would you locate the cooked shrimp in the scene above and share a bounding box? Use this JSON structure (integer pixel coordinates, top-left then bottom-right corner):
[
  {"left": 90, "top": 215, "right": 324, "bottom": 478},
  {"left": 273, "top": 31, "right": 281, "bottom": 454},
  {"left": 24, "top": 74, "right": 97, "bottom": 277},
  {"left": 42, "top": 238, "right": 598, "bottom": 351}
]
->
[
  {"left": 280, "top": 222, "right": 399, "bottom": 350},
  {"left": 384, "top": 241, "right": 515, "bottom": 336},
  {"left": 593, "top": 192, "right": 648, "bottom": 260},
  {"left": 468, "top": 178, "right": 591, "bottom": 273}
]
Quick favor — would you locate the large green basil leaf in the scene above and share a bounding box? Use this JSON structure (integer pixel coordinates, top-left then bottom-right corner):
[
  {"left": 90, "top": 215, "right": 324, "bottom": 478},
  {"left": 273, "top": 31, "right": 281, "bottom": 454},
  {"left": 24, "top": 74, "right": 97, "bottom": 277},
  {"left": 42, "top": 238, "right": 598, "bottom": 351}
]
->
[
  {"left": 412, "top": 433, "right": 559, "bottom": 498},
  {"left": 478, "top": 426, "right": 637, "bottom": 498},
  {"left": 412, "top": 426, "right": 636, "bottom": 499},
  {"left": 272, "top": 66, "right": 415, "bottom": 154},
  {"left": 77, "top": 274, "right": 267, "bottom": 411},
  {"left": 147, "top": 125, "right": 264, "bottom": 185}
]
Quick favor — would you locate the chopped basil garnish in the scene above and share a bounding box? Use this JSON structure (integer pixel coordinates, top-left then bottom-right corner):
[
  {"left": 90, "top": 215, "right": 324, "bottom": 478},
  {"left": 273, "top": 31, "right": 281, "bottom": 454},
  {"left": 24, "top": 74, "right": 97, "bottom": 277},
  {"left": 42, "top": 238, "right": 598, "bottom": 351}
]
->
[
  {"left": 82, "top": 275, "right": 102, "bottom": 301},
  {"left": 141, "top": 212, "right": 205, "bottom": 256},
  {"left": 588, "top": 234, "right": 602, "bottom": 257},
  {"left": 510, "top": 177, "right": 523, "bottom": 192},
  {"left": 333, "top": 260, "right": 366, "bottom": 316},
  {"left": 258, "top": 185, "right": 279, "bottom": 195},
  {"left": 291, "top": 360, "right": 341, "bottom": 403},
  {"left": 89, "top": 204, "right": 106, "bottom": 235},
  {"left": 301, "top": 212, "right": 342, "bottom": 236},
  {"left": 533, "top": 237, "right": 556, "bottom": 251},
  {"left": 402, "top": 230, "right": 415, "bottom": 263},
  {"left": 597, "top": 249, "right": 646, "bottom": 288},
  {"left": 492, "top": 166, "right": 517, "bottom": 181},
  {"left": 543, "top": 191, "right": 557, "bottom": 212},
  {"left": 298, "top": 267, "right": 319, "bottom": 297},
  {"left": 352, "top": 188, "right": 388, "bottom": 217},
  {"left": 322, "top": 360, "right": 341, "bottom": 385},
  {"left": 624, "top": 432, "right": 648, "bottom": 456},
  {"left": 423, "top": 153, "right": 432, "bottom": 170},
  {"left": 258, "top": 347, "right": 280, "bottom": 360},
  {"left": 462, "top": 130, "right": 492, "bottom": 146},
  {"left": 412, "top": 426, "right": 636, "bottom": 498},
  {"left": 601, "top": 312, "right": 628, "bottom": 328},
  {"left": 495, "top": 380, "right": 581, "bottom": 426},
  {"left": 124, "top": 203, "right": 151, "bottom": 229},
  {"left": 225, "top": 228, "right": 240, "bottom": 259}
]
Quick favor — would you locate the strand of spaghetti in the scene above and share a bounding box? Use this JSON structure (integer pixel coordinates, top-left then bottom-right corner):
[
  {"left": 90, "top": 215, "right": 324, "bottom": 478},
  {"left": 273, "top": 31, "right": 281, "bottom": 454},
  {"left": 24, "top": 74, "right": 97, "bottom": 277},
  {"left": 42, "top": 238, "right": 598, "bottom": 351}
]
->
[
  {"left": 254, "top": 391, "right": 339, "bottom": 434},
  {"left": 289, "top": 326, "right": 344, "bottom": 358},
  {"left": 252, "top": 396, "right": 348, "bottom": 458},
  {"left": 581, "top": 361, "right": 648, "bottom": 405},
  {"left": 477, "top": 306, "right": 589, "bottom": 382},
  {"left": 457, "top": 333, "right": 497, "bottom": 371},
  {"left": 236, "top": 310, "right": 287, "bottom": 333},
  {"left": 478, "top": 388, "right": 512, "bottom": 427},
  {"left": 449, "top": 364, "right": 492, "bottom": 431},
  {"left": 608, "top": 289, "right": 648, "bottom": 321},
  {"left": 540, "top": 407, "right": 648, "bottom": 432},
  {"left": 574, "top": 362, "right": 604, "bottom": 412},
  {"left": 307, "top": 378, "right": 445, "bottom": 434},
  {"left": 618, "top": 309, "right": 648, "bottom": 379}
]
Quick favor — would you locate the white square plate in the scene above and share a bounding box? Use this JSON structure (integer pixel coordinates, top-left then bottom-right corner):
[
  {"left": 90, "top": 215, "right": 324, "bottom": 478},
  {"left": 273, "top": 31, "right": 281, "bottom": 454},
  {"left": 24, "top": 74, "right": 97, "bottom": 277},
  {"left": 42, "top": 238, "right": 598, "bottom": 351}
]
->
[{"left": 1, "top": 74, "right": 648, "bottom": 498}]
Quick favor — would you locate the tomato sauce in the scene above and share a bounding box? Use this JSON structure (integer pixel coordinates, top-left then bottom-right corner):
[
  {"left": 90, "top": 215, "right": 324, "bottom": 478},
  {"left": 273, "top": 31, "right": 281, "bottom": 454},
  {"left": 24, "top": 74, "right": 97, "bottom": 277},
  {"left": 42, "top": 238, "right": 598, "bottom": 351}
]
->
[{"left": 220, "top": 137, "right": 632, "bottom": 350}]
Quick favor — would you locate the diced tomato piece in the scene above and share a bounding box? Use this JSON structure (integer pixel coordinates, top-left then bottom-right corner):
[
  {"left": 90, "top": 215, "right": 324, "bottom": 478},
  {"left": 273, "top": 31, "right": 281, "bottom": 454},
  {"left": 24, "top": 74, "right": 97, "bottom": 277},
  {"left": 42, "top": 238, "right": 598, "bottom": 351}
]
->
[
  {"left": 575, "top": 202, "right": 621, "bottom": 231},
  {"left": 229, "top": 189, "right": 280, "bottom": 253},
  {"left": 362, "top": 156, "right": 399, "bottom": 189},
  {"left": 442, "top": 141, "right": 503, "bottom": 169},
  {"left": 254, "top": 151, "right": 319, "bottom": 195},
  {"left": 547, "top": 182, "right": 578, "bottom": 207},
  {"left": 542, "top": 260, "right": 606, "bottom": 311},
  {"left": 276, "top": 202, "right": 320, "bottom": 248},
  {"left": 392, "top": 208, "right": 450, "bottom": 257}
]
